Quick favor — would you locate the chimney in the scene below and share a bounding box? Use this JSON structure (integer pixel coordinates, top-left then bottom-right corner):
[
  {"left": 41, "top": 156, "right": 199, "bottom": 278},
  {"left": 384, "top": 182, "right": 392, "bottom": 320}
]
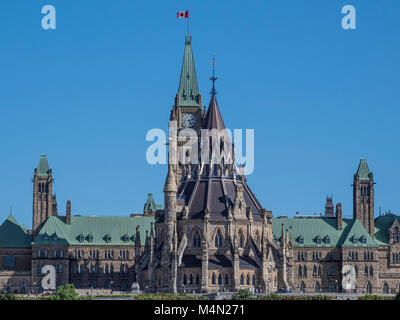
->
[
  {"left": 336, "top": 203, "right": 342, "bottom": 230},
  {"left": 66, "top": 200, "right": 71, "bottom": 224}
]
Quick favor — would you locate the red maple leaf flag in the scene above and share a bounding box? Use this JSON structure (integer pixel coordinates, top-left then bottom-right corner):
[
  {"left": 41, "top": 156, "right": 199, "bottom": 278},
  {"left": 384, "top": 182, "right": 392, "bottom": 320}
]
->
[{"left": 177, "top": 10, "right": 189, "bottom": 19}]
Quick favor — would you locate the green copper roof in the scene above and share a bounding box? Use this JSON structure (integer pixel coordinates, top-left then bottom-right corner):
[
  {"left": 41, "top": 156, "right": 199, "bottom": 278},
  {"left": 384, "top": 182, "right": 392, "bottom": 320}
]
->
[
  {"left": 177, "top": 39, "right": 200, "bottom": 107},
  {"left": 0, "top": 213, "right": 32, "bottom": 248},
  {"left": 356, "top": 158, "right": 371, "bottom": 180},
  {"left": 143, "top": 193, "right": 162, "bottom": 213},
  {"left": 375, "top": 214, "right": 399, "bottom": 245},
  {"left": 37, "top": 154, "right": 50, "bottom": 176},
  {"left": 272, "top": 217, "right": 377, "bottom": 247},
  {"left": 33, "top": 215, "right": 155, "bottom": 246}
]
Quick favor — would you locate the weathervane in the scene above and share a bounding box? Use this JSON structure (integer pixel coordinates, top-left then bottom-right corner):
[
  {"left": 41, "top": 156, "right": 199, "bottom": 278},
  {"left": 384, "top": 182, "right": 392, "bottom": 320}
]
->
[{"left": 210, "top": 54, "right": 218, "bottom": 95}]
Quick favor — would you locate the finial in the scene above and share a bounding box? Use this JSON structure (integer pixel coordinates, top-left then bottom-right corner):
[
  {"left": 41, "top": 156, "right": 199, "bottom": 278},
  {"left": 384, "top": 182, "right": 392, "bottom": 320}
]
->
[
  {"left": 210, "top": 54, "right": 218, "bottom": 95},
  {"left": 9, "top": 206, "right": 12, "bottom": 216}
]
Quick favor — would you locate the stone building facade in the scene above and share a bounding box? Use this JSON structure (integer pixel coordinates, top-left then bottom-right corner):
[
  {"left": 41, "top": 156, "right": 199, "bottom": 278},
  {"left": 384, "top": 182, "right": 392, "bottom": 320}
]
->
[{"left": 0, "top": 36, "right": 400, "bottom": 295}]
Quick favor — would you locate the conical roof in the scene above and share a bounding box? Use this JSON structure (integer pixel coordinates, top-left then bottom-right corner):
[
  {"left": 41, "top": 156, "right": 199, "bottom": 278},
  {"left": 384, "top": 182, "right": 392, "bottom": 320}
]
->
[
  {"left": 202, "top": 94, "right": 226, "bottom": 131},
  {"left": 356, "top": 158, "right": 371, "bottom": 180},
  {"left": 177, "top": 39, "right": 200, "bottom": 107},
  {"left": 37, "top": 154, "right": 50, "bottom": 176}
]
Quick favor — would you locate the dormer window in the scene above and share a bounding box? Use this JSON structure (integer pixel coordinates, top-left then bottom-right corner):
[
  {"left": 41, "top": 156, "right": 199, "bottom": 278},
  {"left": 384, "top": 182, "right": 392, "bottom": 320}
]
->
[
  {"left": 87, "top": 234, "right": 93, "bottom": 243},
  {"left": 298, "top": 235, "right": 304, "bottom": 244},
  {"left": 77, "top": 234, "right": 84, "bottom": 243},
  {"left": 393, "top": 226, "right": 400, "bottom": 243},
  {"left": 105, "top": 234, "right": 112, "bottom": 243},
  {"left": 122, "top": 234, "right": 129, "bottom": 243},
  {"left": 325, "top": 236, "right": 330, "bottom": 245},
  {"left": 360, "top": 236, "right": 366, "bottom": 244},
  {"left": 43, "top": 234, "right": 48, "bottom": 241},
  {"left": 315, "top": 236, "right": 321, "bottom": 244},
  {"left": 353, "top": 236, "right": 358, "bottom": 244}
]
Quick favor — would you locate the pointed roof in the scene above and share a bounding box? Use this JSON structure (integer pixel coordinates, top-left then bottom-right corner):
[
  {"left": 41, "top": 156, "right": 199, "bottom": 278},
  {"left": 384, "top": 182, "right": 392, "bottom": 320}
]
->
[
  {"left": 144, "top": 193, "right": 162, "bottom": 213},
  {"left": 37, "top": 154, "right": 50, "bottom": 176},
  {"left": 0, "top": 214, "right": 32, "bottom": 247},
  {"left": 355, "top": 158, "right": 371, "bottom": 180},
  {"left": 164, "top": 165, "right": 177, "bottom": 192},
  {"left": 202, "top": 95, "right": 226, "bottom": 130},
  {"left": 177, "top": 39, "right": 200, "bottom": 107}
]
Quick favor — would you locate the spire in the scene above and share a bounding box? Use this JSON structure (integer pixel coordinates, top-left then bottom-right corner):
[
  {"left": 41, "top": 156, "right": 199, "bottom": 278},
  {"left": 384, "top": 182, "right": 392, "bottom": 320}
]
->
[
  {"left": 37, "top": 154, "right": 50, "bottom": 176},
  {"left": 177, "top": 38, "right": 200, "bottom": 107},
  {"left": 164, "top": 165, "right": 177, "bottom": 193},
  {"left": 210, "top": 54, "right": 217, "bottom": 95},
  {"left": 202, "top": 95, "right": 226, "bottom": 130},
  {"left": 355, "top": 158, "right": 371, "bottom": 180}
]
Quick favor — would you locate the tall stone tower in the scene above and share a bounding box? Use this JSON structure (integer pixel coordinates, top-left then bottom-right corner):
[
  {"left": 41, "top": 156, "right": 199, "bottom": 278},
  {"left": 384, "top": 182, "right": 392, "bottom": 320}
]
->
[
  {"left": 353, "top": 158, "right": 375, "bottom": 237},
  {"left": 161, "top": 165, "right": 178, "bottom": 293},
  {"left": 32, "top": 154, "right": 54, "bottom": 237},
  {"left": 169, "top": 36, "right": 204, "bottom": 184}
]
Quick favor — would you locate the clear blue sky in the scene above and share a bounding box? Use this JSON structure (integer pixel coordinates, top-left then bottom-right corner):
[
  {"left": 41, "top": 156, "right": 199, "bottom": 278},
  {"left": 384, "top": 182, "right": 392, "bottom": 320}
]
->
[{"left": 0, "top": 0, "right": 399, "bottom": 228}]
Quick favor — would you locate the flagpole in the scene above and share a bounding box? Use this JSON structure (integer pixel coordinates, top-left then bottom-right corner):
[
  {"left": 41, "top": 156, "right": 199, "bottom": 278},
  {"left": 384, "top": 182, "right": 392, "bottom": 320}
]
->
[{"left": 187, "top": 13, "right": 190, "bottom": 39}]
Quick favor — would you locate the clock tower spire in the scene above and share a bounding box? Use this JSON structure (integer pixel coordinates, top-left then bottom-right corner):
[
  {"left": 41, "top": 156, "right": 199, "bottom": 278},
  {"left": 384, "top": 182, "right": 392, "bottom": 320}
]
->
[{"left": 170, "top": 36, "right": 204, "bottom": 184}]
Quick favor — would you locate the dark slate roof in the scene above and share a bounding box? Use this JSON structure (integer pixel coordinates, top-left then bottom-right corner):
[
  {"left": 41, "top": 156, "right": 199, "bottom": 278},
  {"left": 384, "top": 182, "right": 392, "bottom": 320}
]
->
[
  {"left": 177, "top": 179, "right": 264, "bottom": 222},
  {"left": 202, "top": 95, "right": 225, "bottom": 130},
  {"left": 239, "top": 255, "right": 259, "bottom": 270},
  {"left": 180, "top": 255, "right": 202, "bottom": 268},
  {"left": 0, "top": 214, "right": 32, "bottom": 248},
  {"left": 209, "top": 255, "right": 232, "bottom": 268}
]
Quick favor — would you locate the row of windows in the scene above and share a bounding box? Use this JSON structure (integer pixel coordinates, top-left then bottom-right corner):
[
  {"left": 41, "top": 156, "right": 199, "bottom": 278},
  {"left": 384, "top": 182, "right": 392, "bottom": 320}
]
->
[
  {"left": 77, "top": 279, "right": 129, "bottom": 291},
  {"left": 73, "top": 249, "right": 131, "bottom": 260},
  {"left": 38, "top": 183, "right": 49, "bottom": 193},
  {"left": 37, "top": 249, "right": 64, "bottom": 258},
  {"left": 297, "top": 265, "right": 337, "bottom": 277},
  {"left": 392, "top": 253, "right": 400, "bottom": 263},
  {"left": 72, "top": 263, "right": 130, "bottom": 274},
  {"left": 3, "top": 256, "right": 15, "bottom": 267},
  {"left": 297, "top": 252, "right": 336, "bottom": 261},
  {"left": 37, "top": 264, "right": 63, "bottom": 274}
]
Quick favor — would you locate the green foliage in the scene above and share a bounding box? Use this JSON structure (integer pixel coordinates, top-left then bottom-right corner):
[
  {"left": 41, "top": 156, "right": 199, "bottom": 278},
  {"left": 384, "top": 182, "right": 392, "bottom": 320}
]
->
[
  {"left": 261, "top": 294, "right": 334, "bottom": 300},
  {"left": 49, "top": 284, "right": 78, "bottom": 300},
  {"left": 395, "top": 292, "right": 400, "bottom": 300},
  {"left": 0, "top": 293, "right": 17, "bottom": 300},
  {"left": 358, "top": 294, "right": 393, "bottom": 300},
  {"left": 232, "top": 289, "right": 257, "bottom": 300},
  {"left": 134, "top": 293, "right": 208, "bottom": 300}
]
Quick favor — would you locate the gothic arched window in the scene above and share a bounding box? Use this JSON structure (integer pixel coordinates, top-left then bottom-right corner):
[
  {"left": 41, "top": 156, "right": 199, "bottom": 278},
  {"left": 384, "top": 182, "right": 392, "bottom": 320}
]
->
[
  {"left": 246, "top": 274, "right": 250, "bottom": 285},
  {"left": 189, "top": 274, "right": 193, "bottom": 285},
  {"left": 383, "top": 282, "right": 389, "bottom": 294},
  {"left": 193, "top": 229, "right": 201, "bottom": 248},
  {"left": 303, "top": 265, "right": 307, "bottom": 277},
  {"left": 218, "top": 273, "right": 222, "bottom": 285},
  {"left": 215, "top": 229, "right": 223, "bottom": 248},
  {"left": 298, "top": 266, "right": 302, "bottom": 277},
  {"left": 314, "top": 282, "right": 321, "bottom": 292},
  {"left": 240, "top": 274, "right": 244, "bottom": 285},
  {"left": 252, "top": 274, "right": 255, "bottom": 286},
  {"left": 369, "top": 265, "right": 374, "bottom": 277},
  {"left": 366, "top": 282, "right": 372, "bottom": 294},
  {"left": 211, "top": 273, "right": 216, "bottom": 285},
  {"left": 183, "top": 274, "right": 187, "bottom": 285},
  {"left": 196, "top": 274, "right": 200, "bottom": 285},
  {"left": 300, "top": 281, "right": 306, "bottom": 293},
  {"left": 225, "top": 273, "right": 229, "bottom": 285},
  {"left": 239, "top": 230, "right": 245, "bottom": 248}
]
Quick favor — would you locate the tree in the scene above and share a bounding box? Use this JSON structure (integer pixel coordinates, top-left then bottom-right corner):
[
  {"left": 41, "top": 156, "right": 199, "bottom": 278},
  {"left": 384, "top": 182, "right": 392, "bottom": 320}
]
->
[{"left": 51, "top": 284, "right": 78, "bottom": 300}]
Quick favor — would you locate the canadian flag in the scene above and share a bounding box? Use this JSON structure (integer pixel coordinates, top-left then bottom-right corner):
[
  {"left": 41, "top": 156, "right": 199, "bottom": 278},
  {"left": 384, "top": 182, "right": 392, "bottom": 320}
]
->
[{"left": 177, "top": 10, "right": 189, "bottom": 19}]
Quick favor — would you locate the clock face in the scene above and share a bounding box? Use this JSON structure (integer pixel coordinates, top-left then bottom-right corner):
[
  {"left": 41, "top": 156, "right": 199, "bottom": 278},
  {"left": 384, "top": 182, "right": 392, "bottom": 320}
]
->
[{"left": 181, "top": 113, "right": 196, "bottom": 128}]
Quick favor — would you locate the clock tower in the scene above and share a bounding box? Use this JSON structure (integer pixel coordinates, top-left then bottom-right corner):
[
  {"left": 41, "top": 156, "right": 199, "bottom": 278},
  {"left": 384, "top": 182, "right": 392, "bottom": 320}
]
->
[{"left": 169, "top": 36, "right": 204, "bottom": 184}]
